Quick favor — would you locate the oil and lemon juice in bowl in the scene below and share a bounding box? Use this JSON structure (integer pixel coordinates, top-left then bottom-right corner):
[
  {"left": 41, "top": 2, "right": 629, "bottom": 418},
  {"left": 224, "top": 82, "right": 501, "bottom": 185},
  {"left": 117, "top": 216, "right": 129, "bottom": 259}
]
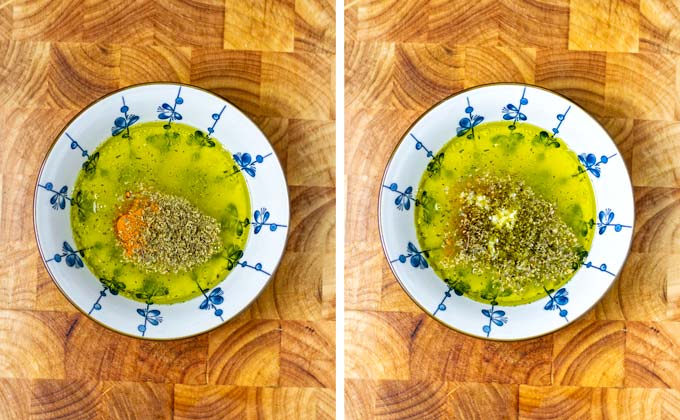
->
[
  {"left": 414, "top": 121, "right": 596, "bottom": 306},
  {"left": 71, "top": 121, "right": 251, "bottom": 305}
]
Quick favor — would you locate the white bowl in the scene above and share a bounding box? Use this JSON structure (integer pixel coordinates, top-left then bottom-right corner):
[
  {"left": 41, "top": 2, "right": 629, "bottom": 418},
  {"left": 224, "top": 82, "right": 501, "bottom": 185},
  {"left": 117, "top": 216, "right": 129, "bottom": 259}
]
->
[
  {"left": 379, "top": 84, "right": 634, "bottom": 340},
  {"left": 34, "top": 83, "right": 289, "bottom": 340}
]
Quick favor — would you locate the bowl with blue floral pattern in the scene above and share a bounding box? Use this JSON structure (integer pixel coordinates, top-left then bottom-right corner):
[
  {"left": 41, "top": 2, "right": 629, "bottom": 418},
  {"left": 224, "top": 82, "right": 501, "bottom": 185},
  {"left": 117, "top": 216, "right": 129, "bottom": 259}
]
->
[
  {"left": 34, "top": 83, "right": 289, "bottom": 340},
  {"left": 379, "top": 83, "right": 634, "bottom": 340}
]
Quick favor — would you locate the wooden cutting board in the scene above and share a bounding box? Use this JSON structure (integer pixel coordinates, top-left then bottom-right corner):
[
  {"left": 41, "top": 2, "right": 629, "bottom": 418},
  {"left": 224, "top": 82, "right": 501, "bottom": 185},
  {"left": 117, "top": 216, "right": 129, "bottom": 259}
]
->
[
  {"left": 345, "top": 0, "right": 680, "bottom": 418},
  {"left": 0, "top": 0, "right": 335, "bottom": 418}
]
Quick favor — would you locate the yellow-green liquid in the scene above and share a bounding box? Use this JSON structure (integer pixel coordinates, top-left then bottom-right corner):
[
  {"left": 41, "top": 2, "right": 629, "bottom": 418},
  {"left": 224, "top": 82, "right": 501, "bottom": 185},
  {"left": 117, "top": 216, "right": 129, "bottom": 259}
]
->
[
  {"left": 415, "top": 121, "right": 596, "bottom": 305},
  {"left": 71, "top": 121, "right": 250, "bottom": 304}
]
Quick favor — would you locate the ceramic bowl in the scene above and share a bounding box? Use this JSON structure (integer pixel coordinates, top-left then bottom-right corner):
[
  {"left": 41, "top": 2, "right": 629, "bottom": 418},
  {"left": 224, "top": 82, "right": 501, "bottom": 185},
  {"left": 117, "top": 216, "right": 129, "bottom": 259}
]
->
[
  {"left": 34, "top": 83, "right": 289, "bottom": 340},
  {"left": 379, "top": 83, "right": 634, "bottom": 340}
]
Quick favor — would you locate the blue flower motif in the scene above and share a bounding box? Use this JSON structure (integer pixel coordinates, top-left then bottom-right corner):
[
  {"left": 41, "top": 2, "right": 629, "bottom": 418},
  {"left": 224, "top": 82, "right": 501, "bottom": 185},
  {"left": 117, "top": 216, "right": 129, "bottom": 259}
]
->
[
  {"left": 597, "top": 208, "right": 632, "bottom": 234},
  {"left": 47, "top": 241, "right": 85, "bottom": 268},
  {"left": 457, "top": 97, "right": 484, "bottom": 139},
  {"left": 207, "top": 105, "right": 226, "bottom": 137},
  {"left": 137, "top": 303, "right": 162, "bottom": 337},
  {"left": 88, "top": 278, "right": 126, "bottom": 315},
  {"left": 199, "top": 287, "right": 225, "bottom": 321},
  {"left": 66, "top": 133, "right": 89, "bottom": 158},
  {"left": 112, "top": 96, "right": 139, "bottom": 138},
  {"left": 383, "top": 183, "right": 415, "bottom": 211},
  {"left": 391, "top": 242, "right": 429, "bottom": 269},
  {"left": 578, "top": 153, "right": 616, "bottom": 178},
  {"left": 157, "top": 86, "right": 184, "bottom": 127},
  {"left": 237, "top": 260, "right": 271, "bottom": 275},
  {"left": 482, "top": 305, "right": 507, "bottom": 337},
  {"left": 502, "top": 87, "right": 528, "bottom": 129},
  {"left": 551, "top": 105, "right": 571, "bottom": 136},
  {"left": 544, "top": 287, "right": 569, "bottom": 321},
  {"left": 224, "top": 245, "right": 271, "bottom": 275},
  {"left": 583, "top": 261, "right": 616, "bottom": 276},
  {"left": 231, "top": 152, "right": 271, "bottom": 177},
  {"left": 253, "top": 208, "right": 287, "bottom": 234},
  {"left": 39, "top": 182, "right": 71, "bottom": 210},
  {"left": 409, "top": 133, "right": 433, "bottom": 157},
  {"left": 433, "top": 286, "right": 453, "bottom": 316}
]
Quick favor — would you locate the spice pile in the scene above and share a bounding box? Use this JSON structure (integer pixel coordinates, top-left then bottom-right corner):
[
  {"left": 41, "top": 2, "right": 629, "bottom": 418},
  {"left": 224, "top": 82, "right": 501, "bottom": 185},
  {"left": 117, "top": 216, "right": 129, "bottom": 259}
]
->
[
  {"left": 115, "top": 190, "right": 222, "bottom": 273},
  {"left": 445, "top": 173, "right": 584, "bottom": 295}
]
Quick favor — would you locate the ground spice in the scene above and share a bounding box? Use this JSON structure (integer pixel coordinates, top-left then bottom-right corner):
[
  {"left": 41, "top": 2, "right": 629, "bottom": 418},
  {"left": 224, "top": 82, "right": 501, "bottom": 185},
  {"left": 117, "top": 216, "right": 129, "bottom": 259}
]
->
[
  {"left": 114, "top": 190, "right": 222, "bottom": 273},
  {"left": 445, "top": 173, "right": 584, "bottom": 295}
]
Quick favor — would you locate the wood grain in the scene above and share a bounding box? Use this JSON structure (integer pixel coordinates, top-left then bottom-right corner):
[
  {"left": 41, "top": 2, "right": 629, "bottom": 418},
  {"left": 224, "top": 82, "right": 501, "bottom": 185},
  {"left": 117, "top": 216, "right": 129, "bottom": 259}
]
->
[
  {"left": 409, "top": 316, "right": 553, "bottom": 385},
  {"left": 392, "top": 43, "right": 464, "bottom": 111},
  {"left": 174, "top": 384, "right": 334, "bottom": 420},
  {"left": 519, "top": 386, "right": 680, "bottom": 419},
  {"left": 120, "top": 45, "right": 191, "bottom": 87},
  {"left": 223, "top": 0, "right": 295, "bottom": 52},
  {"left": 552, "top": 319, "right": 625, "bottom": 387},
  {"left": 625, "top": 321, "right": 680, "bottom": 388},
  {"left": 535, "top": 50, "right": 607, "bottom": 117},
  {"left": 568, "top": 0, "right": 640, "bottom": 52},
  {"left": 464, "top": 46, "right": 536, "bottom": 88},
  {"left": 208, "top": 319, "right": 281, "bottom": 386},
  {"left": 345, "top": 1, "right": 680, "bottom": 418},
  {"left": 0, "top": 0, "right": 335, "bottom": 416},
  {"left": 640, "top": 0, "right": 680, "bottom": 53},
  {"left": 604, "top": 52, "right": 677, "bottom": 121}
]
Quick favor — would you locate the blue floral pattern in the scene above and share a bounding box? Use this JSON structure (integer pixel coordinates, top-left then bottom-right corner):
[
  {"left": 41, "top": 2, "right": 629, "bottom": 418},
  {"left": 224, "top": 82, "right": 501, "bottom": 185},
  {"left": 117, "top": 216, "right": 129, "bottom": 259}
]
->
[
  {"left": 137, "top": 303, "right": 162, "bottom": 337},
  {"left": 225, "top": 246, "right": 271, "bottom": 275},
  {"left": 433, "top": 286, "right": 454, "bottom": 316},
  {"left": 578, "top": 153, "right": 616, "bottom": 178},
  {"left": 231, "top": 152, "right": 272, "bottom": 177},
  {"left": 502, "top": 87, "right": 528, "bottom": 129},
  {"left": 252, "top": 208, "right": 287, "bottom": 234},
  {"left": 66, "top": 133, "right": 89, "bottom": 158},
  {"left": 199, "top": 286, "right": 225, "bottom": 321},
  {"left": 88, "top": 278, "right": 126, "bottom": 315},
  {"left": 39, "top": 182, "right": 71, "bottom": 210},
  {"left": 409, "top": 133, "right": 434, "bottom": 157},
  {"left": 157, "top": 86, "right": 184, "bottom": 127},
  {"left": 206, "top": 105, "right": 226, "bottom": 137},
  {"left": 46, "top": 241, "right": 85, "bottom": 268},
  {"left": 391, "top": 242, "right": 429, "bottom": 268},
  {"left": 482, "top": 304, "right": 507, "bottom": 337},
  {"left": 583, "top": 261, "right": 616, "bottom": 276},
  {"left": 597, "top": 209, "right": 632, "bottom": 234},
  {"left": 383, "top": 183, "right": 415, "bottom": 211},
  {"left": 457, "top": 97, "right": 484, "bottom": 139},
  {"left": 112, "top": 96, "right": 139, "bottom": 138},
  {"left": 551, "top": 105, "right": 570, "bottom": 136},
  {"left": 544, "top": 287, "right": 569, "bottom": 322}
]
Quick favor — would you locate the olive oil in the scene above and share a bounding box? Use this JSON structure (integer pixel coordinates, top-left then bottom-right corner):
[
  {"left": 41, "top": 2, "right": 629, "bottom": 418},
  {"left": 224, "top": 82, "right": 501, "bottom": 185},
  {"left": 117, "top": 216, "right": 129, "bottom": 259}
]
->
[
  {"left": 71, "top": 122, "right": 250, "bottom": 304},
  {"left": 415, "top": 121, "right": 596, "bottom": 306}
]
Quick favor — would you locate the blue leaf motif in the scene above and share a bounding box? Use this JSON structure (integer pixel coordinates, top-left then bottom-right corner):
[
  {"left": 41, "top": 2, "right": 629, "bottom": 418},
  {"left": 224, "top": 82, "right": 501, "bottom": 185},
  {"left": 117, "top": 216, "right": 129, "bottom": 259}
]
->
[
  {"left": 251, "top": 208, "right": 285, "bottom": 235},
  {"left": 457, "top": 98, "right": 484, "bottom": 139},
  {"left": 156, "top": 87, "right": 184, "bottom": 126},
  {"left": 501, "top": 87, "right": 528, "bottom": 129},
  {"left": 481, "top": 304, "right": 508, "bottom": 336},
  {"left": 392, "top": 242, "right": 429, "bottom": 269},
  {"left": 596, "top": 208, "right": 630, "bottom": 234},
  {"left": 136, "top": 308, "right": 145, "bottom": 316},
  {"left": 209, "top": 288, "right": 224, "bottom": 305}
]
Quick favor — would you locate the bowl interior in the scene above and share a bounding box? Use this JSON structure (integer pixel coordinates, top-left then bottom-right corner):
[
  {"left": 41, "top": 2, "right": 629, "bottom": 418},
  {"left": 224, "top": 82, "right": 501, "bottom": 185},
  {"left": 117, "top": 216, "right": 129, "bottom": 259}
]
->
[
  {"left": 34, "top": 83, "right": 289, "bottom": 339},
  {"left": 379, "top": 84, "right": 634, "bottom": 340}
]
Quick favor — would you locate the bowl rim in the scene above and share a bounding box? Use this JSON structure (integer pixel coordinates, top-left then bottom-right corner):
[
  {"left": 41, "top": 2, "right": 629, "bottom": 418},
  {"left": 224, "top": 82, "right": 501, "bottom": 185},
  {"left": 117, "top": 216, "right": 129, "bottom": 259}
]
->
[
  {"left": 377, "top": 82, "right": 635, "bottom": 341},
  {"left": 33, "top": 81, "right": 290, "bottom": 341}
]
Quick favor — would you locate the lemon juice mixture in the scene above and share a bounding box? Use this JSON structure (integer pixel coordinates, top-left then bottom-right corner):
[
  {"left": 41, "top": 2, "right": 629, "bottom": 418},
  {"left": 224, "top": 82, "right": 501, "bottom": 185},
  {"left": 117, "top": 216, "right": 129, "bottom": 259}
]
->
[
  {"left": 71, "top": 122, "right": 250, "bottom": 304},
  {"left": 415, "top": 121, "right": 596, "bottom": 305}
]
